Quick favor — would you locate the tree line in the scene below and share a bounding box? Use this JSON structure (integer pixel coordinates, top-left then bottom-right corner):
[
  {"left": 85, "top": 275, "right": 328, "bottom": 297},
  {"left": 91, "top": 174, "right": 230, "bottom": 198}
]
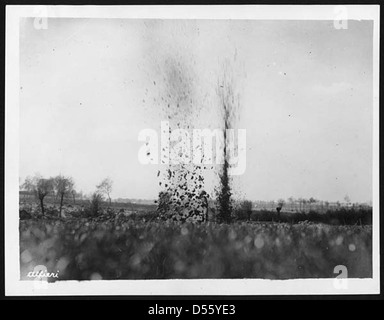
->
[
  {"left": 20, "top": 174, "right": 113, "bottom": 217},
  {"left": 251, "top": 195, "right": 370, "bottom": 213}
]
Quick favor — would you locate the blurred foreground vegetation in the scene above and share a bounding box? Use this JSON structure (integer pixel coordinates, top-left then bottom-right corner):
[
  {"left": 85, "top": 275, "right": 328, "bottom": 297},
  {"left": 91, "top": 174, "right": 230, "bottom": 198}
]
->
[{"left": 20, "top": 217, "right": 372, "bottom": 280}]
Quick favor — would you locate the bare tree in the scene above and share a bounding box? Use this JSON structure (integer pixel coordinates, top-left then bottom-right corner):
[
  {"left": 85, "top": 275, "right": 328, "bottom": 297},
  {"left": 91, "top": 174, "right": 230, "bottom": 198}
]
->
[
  {"left": 36, "top": 178, "right": 55, "bottom": 215},
  {"left": 309, "top": 197, "right": 317, "bottom": 211},
  {"left": 22, "top": 176, "right": 35, "bottom": 192},
  {"left": 71, "top": 189, "right": 77, "bottom": 204},
  {"left": 288, "top": 197, "right": 295, "bottom": 212},
  {"left": 276, "top": 199, "right": 285, "bottom": 220},
  {"left": 22, "top": 176, "right": 35, "bottom": 203},
  {"left": 297, "top": 197, "right": 304, "bottom": 212},
  {"left": 22, "top": 175, "right": 54, "bottom": 215},
  {"left": 239, "top": 200, "right": 253, "bottom": 221},
  {"left": 54, "top": 175, "right": 75, "bottom": 217},
  {"left": 277, "top": 199, "right": 285, "bottom": 210},
  {"left": 97, "top": 178, "right": 113, "bottom": 205}
]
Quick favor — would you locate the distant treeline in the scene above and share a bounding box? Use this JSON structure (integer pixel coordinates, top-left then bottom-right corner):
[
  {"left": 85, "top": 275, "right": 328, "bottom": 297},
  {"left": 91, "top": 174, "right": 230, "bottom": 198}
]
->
[
  {"left": 235, "top": 208, "right": 372, "bottom": 225},
  {"left": 251, "top": 199, "right": 371, "bottom": 213}
]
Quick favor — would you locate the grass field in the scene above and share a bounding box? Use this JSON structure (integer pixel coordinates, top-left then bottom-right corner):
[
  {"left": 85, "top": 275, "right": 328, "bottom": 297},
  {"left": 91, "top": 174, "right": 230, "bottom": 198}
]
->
[{"left": 20, "top": 215, "right": 372, "bottom": 280}]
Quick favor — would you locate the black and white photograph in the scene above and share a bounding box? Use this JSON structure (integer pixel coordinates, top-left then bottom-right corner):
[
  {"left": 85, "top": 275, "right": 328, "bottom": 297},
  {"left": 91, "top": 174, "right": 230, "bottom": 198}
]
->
[{"left": 4, "top": 5, "right": 380, "bottom": 296}]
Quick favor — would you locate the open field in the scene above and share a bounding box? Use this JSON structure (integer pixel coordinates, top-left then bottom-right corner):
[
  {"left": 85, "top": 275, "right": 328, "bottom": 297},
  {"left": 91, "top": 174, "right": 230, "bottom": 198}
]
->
[{"left": 20, "top": 213, "right": 372, "bottom": 280}]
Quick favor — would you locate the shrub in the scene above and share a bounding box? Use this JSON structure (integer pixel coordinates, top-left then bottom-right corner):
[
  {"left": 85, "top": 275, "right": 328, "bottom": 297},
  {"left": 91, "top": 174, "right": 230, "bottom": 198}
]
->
[{"left": 87, "top": 193, "right": 104, "bottom": 217}]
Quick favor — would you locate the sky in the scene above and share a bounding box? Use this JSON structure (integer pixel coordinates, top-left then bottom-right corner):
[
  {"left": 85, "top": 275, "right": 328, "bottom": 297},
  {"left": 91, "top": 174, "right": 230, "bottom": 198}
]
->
[{"left": 19, "top": 18, "right": 373, "bottom": 203}]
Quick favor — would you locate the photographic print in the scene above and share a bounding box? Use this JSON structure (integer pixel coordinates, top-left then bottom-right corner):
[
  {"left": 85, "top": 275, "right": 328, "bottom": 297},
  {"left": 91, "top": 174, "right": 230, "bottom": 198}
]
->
[{"left": 5, "top": 5, "right": 380, "bottom": 295}]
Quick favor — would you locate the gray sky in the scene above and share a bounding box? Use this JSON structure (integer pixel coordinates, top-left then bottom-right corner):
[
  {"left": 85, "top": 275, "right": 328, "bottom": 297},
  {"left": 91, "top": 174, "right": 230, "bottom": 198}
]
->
[{"left": 19, "top": 18, "right": 373, "bottom": 202}]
